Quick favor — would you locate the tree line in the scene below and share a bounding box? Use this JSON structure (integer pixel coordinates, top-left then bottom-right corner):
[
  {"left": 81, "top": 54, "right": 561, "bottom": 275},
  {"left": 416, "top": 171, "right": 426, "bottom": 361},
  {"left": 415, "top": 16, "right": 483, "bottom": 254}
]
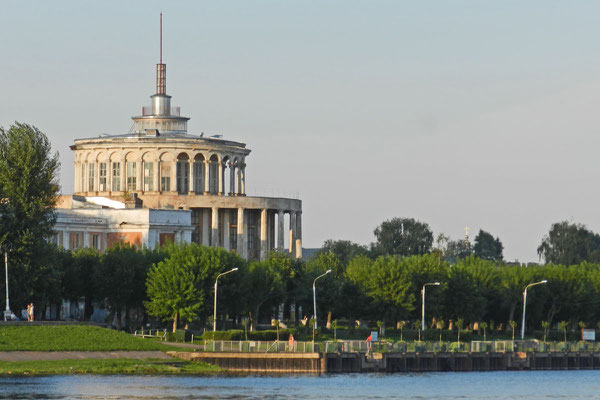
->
[{"left": 4, "top": 122, "right": 600, "bottom": 335}]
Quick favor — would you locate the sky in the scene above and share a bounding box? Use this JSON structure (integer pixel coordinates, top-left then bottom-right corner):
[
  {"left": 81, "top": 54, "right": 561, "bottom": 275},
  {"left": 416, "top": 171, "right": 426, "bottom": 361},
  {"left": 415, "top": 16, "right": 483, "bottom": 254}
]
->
[{"left": 2, "top": 1, "right": 600, "bottom": 262}]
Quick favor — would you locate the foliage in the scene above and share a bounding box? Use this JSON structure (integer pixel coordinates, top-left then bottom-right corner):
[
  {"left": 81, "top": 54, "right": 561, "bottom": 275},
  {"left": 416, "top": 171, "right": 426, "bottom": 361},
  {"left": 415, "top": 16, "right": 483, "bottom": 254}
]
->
[
  {"left": 473, "top": 230, "right": 504, "bottom": 262},
  {"left": 538, "top": 221, "right": 600, "bottom": 265},
  {"left": 372, "top": 217, "right": 433, "bottom": 257},
  {"left": 0, "top": 123, "right": 60, "bottom": 312},
  {"left": 145, "top": 245, "right": 203, "bottom": 332}
]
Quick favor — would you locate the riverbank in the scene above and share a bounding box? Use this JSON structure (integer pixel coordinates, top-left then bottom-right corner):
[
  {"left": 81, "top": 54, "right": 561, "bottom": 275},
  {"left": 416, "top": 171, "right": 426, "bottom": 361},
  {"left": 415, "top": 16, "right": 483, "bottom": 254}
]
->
[{"left": 0, "top": 358, "right": 221, "bottom": 376}]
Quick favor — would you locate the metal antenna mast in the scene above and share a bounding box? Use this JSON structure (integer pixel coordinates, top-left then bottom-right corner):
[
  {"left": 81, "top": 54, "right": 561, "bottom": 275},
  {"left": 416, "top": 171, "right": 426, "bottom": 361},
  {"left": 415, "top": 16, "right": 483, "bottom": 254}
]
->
[{"left": 156, "top": 13, "right": 166, "bottom": 94}]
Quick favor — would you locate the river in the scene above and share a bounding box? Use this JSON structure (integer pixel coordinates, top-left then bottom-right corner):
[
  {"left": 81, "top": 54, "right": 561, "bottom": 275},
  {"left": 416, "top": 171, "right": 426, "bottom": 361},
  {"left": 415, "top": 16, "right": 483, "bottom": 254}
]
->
[{"left": 0, "top": 370, "right": 598, "bottom": 399}]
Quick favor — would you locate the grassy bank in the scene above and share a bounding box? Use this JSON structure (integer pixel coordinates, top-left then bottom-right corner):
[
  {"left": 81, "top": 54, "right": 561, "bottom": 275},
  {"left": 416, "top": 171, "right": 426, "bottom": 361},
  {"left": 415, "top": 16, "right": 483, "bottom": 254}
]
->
[
  {"left": 0, "top": 358, "right": 220, "bottom": 376},
  {"left": 0, "top": 325, "right": 176, "bottom": 351}
]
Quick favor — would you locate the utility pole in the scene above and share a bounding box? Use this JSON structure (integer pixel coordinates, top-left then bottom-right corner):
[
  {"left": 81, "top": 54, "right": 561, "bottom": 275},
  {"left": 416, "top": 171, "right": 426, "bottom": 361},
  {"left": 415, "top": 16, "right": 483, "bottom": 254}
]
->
[{"left": 4, "top": 252, "right": 12, "bottom": 321}]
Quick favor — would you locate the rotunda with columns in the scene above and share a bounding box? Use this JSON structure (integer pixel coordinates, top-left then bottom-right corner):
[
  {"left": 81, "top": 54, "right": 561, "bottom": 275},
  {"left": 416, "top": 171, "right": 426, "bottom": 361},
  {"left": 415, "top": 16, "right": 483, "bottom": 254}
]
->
[{"left": 67, "top": 50, "right": 302, "bottom": 261}]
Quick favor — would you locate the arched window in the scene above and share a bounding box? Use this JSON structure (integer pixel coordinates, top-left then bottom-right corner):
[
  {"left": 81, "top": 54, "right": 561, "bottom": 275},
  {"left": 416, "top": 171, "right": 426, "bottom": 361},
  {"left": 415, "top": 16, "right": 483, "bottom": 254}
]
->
[
  {"left": 176, "top": 153, "right": 190, "bottom": 194},
  {"left": 194, "top": 154, "right": 205, "bottom": 194}
]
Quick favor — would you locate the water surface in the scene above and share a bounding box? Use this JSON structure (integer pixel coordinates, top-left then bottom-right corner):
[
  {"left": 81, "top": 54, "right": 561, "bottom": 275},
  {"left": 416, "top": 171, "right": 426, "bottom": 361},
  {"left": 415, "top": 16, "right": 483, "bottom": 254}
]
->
[{"left": 0, "top": 370, "right": 598, "bottom": 399}]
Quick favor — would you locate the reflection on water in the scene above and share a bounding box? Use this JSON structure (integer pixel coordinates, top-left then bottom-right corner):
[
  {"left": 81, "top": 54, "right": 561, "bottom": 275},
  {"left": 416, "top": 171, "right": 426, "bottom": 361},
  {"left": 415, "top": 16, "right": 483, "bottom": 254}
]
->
[{"left": 1, "top": 371, "right": 600, "bottom": 399}]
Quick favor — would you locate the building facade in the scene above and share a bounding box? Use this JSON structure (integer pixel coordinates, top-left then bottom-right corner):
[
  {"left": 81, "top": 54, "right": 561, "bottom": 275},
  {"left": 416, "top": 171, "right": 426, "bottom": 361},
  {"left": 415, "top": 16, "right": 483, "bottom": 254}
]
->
[{"left": 57, "top": 37, "right": 302, "bottom": 260}]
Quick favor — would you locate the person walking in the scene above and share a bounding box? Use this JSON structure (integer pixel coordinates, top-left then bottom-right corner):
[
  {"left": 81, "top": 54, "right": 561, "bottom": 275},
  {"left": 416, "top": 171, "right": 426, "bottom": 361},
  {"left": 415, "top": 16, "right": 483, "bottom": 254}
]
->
[{"left": 26, "top": 304, "right": 31, "bottom": 322}]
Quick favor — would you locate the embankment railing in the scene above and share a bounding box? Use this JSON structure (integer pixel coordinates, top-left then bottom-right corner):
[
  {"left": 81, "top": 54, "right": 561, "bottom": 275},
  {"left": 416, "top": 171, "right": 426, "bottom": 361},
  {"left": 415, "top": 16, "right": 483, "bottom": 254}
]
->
[{"left": 194, "top": 340, "right": 600, "bottom": 353}]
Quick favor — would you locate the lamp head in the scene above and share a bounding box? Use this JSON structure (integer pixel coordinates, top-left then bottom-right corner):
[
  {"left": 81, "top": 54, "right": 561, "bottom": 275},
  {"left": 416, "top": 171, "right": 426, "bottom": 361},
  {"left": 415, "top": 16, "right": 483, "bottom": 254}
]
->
[
  {"left": 434, "top": 282, "right": 441, "bottom": 285},
  {"left": 232, "top": 268, "right": 239, "bottom": 272},
  {"left": 541, "top": 280, "right": 547, "bottom": 283},
  {"left": 326, "top": 269, "right": 332, "bottom": 274}
]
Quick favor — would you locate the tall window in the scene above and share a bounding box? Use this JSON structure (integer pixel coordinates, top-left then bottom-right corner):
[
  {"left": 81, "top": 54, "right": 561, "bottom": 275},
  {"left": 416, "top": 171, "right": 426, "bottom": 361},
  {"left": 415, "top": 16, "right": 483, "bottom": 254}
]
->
[
  {"left": 70, "top": 232, "right": 83, "bottom": 250},
  {"left": 160, "top": 163, "right": 171, "bottom": 191},
  {"left": 177, "top": 161, "right": 189, "bottom": 194},
  {"left": 112, "top": 162, "right": 121, "bottom": 191},
  {"left": 194, "top": 162, "right": 204, "bottom": 194},
  {"left": 99, "top": 163, "right": 107, "bottom": 191},
  {"left": 127, "top": 161, "right": 137, "bottom": 191},
  {"left": 144, "top": 161, "right": 154, "bottom": 191},
  {"left": 209, "top": 162, "right": 218, "bottom": 194},
  {"left": 88, "top": 163, "right": 95, "bottom": 192},
  {"left": 91, "top": 233, "right": 101, "bottom": 250}
]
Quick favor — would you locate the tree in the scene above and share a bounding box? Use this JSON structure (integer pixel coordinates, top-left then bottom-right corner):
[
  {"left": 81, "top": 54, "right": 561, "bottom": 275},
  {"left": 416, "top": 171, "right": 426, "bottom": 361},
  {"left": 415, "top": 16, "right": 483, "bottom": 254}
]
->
[
  {"left": 95, "top": 244, "right": 145, "bottom": 329},
  {"left": 445, "top": 239, "right": 472, "bottom": 263},
  {"left": 480, "top": 321, "right": 488, "bottom": 341},
  {"left": 0, "top": 123, "right": 60, "bottom": 311},
  {"left": 473, "top": 230, "right": 503, "bottom": 262},
  {"left": 372, "top": 217, "right": 433, "bottom": 257},
  {"left": 319, "top": 239, "right": 369, "bottom": 267},
  {"left": 541, "top": 321, "right": 549, "bottom": 343},
  {"left": 243, "top": 251, "right": 289, "bottom": 331},
  {"left": 537, "top": 221, "right": 600, "bottom": 265},
  {"left": 559, "top": 321, "right": 569, "bottom": 343},
  {"left": 145, "top": 252, "right": 202, "bottom": 332}
]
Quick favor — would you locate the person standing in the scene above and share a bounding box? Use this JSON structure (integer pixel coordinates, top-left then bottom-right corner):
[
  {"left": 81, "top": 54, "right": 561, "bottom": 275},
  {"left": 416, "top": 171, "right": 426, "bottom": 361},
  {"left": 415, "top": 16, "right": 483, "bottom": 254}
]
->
[
  {"left": 26, "top": 304, "right": 31, "bottom": 322},
  {"left": 28, "top": 303, "right": 34, "bottom": 322}
]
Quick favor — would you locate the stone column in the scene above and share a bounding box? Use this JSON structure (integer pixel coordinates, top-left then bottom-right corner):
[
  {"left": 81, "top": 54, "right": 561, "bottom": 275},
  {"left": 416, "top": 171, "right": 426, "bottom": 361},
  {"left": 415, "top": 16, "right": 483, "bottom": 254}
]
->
[
  {"left": 295, "top": 211, "right": 303, "bottom": 259},
  {"left": 237, "top": 208, "right": 246, "bottom": 259},
  {"left": 218, "top": 160, "right": 223, "bottom": 195},
  {"left": 211, "top": 207, "right": 219, "bottom": 247},
  {"left": 154, "top": 159, "right": 160, "bottom": 192},
  {"left": 240, "top": 164, "right": 246, "bottom": 196},
  {"left": 188, "top": 160, "right": 195, "bottom": 194},
  {"left": 223, "top": 210, "right": 230, "bottom": 251},
  {"left": 120, "top": 157, "right": 126, "bottom": 193},
  {"left": 236, "top": 165, "right": 242, "bottom": 196},
  {"left": 62, "top": 231, "right": 70, "bottom": 250},
  {"left": 277, "top": 210, "right": 284, "bottom": 250},
  {"left": 289, "top": 212, "right": 296, "bottom": 255},
  {"left": 260, "top": 208, "right": 268, "bottom": 260},
  {"left": 204, "top": 160, "right": 210, "bottom": 194},
  {"left": 229, "top": 162, "right": 235, "bottom": 195},
  {"left": 138, "top": 161, "right": 143, "bottom": 191},
  {"left": 170, "top": 158, "right": 177, "bottom": 194},
  {"left": 202, "top": 208, "right": 210, "bottom": 246}
]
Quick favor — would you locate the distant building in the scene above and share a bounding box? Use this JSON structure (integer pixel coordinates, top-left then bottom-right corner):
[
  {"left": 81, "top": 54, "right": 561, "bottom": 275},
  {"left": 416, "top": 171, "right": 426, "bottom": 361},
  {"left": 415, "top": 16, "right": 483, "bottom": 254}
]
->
[{"left": 56, "top": 21, "right": 302, "bottom": 260}]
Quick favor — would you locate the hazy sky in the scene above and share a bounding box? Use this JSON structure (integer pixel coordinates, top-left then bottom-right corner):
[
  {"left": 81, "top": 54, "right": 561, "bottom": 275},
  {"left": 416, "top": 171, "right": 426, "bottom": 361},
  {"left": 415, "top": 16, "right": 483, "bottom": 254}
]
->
[{"left": 2, "top": 1, "right": 600, "bottom": 262}]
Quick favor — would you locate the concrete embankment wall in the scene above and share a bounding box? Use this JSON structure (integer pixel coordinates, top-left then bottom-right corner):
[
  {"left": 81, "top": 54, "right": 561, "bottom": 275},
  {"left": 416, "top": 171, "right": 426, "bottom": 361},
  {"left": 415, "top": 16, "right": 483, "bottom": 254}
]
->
[
  {"left": 170, "top": 351, "right": 600, "bottom": 374},
  {"left": 171, "top": 352, "right": 323, "bottom": 373}
]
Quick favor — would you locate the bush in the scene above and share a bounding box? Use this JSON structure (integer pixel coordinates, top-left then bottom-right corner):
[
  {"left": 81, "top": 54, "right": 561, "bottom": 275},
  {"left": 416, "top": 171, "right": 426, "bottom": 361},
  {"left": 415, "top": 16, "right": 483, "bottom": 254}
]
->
[{"left": 201, "top": 329, "right": 296, "bottom": 341}]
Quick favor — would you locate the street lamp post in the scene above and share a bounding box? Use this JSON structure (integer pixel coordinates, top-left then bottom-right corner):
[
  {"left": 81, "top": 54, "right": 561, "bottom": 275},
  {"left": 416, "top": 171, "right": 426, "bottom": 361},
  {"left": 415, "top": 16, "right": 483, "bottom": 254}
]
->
[
  {"left": 521, "top": 280, "right": 548, "bottom": 339},
  {"left": 213, "top": 268, "right": 238, "bottom": 332},
  {"left": 3, "top": 252, "right": 12, "bottom": 321},
  {"left": 313, "top": 269, "right": 332, "bottom": 330},
  {"left": 421, "top": 282, "right": 441, "bottom": 331}
]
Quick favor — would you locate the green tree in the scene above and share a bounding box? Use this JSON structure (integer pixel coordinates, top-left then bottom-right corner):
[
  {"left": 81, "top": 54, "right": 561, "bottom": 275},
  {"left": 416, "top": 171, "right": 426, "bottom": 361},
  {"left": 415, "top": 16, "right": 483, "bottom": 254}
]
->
[
  {"left": 445, "top": 239, "right": 472, "bottom": 263},
  {"left": 95, "top": 244, "right": 145, "bottom": 329},
  {"left": 537, "top": 221, "right": 600, "bottom": 265},
  {"left": 63, "top": 248, "right": 101, "bottom": 320},
  {"left": 145, "top": 252, "right": 202, "bottom": 332},
  {"left": 559, "top": 321, "right": 569, "bottom": 343},
  {"left": 480, "top": 321, "right": 488, "bottom": 341},
  {"left": 243, "top": 251, "right": 289, "bottom": 331},
  {"left": 541, "top": 321, "right": 549, "bottom": 343},
  {"left": 373, "top": 217, "right": 433, "bottom": 257},
  {"left": 319, "top": 239, "right": 370, "bottom": 267},
  {"left": 473, "top": 230, "right": 504, "bottom": 262},
  {"left": 0, "top": 123, "right": 60, "bottom": 311}
]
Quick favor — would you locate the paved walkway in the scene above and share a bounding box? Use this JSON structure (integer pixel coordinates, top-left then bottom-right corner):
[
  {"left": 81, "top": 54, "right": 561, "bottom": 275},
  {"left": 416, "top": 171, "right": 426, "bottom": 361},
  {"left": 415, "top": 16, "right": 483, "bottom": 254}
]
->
[{"left": 0, "top": 351, "right": 174, "bottom": 362}]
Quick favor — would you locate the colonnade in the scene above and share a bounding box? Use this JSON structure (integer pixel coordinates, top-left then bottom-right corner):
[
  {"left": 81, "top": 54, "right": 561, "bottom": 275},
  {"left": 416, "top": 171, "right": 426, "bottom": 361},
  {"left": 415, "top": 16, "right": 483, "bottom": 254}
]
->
[
  {"left": 74, "top": 155, "right": 246, "bottom": 197},
  {"left": 193, "top": 207, "right": 302, "bottom": 260}
]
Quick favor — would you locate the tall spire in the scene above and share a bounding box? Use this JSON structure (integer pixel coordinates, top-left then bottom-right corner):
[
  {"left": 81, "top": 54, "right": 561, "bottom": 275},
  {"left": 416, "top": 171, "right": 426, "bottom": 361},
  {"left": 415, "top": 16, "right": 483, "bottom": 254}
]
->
[{"left": 156, "top": 13, "right": 166, "bottom": 94}]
